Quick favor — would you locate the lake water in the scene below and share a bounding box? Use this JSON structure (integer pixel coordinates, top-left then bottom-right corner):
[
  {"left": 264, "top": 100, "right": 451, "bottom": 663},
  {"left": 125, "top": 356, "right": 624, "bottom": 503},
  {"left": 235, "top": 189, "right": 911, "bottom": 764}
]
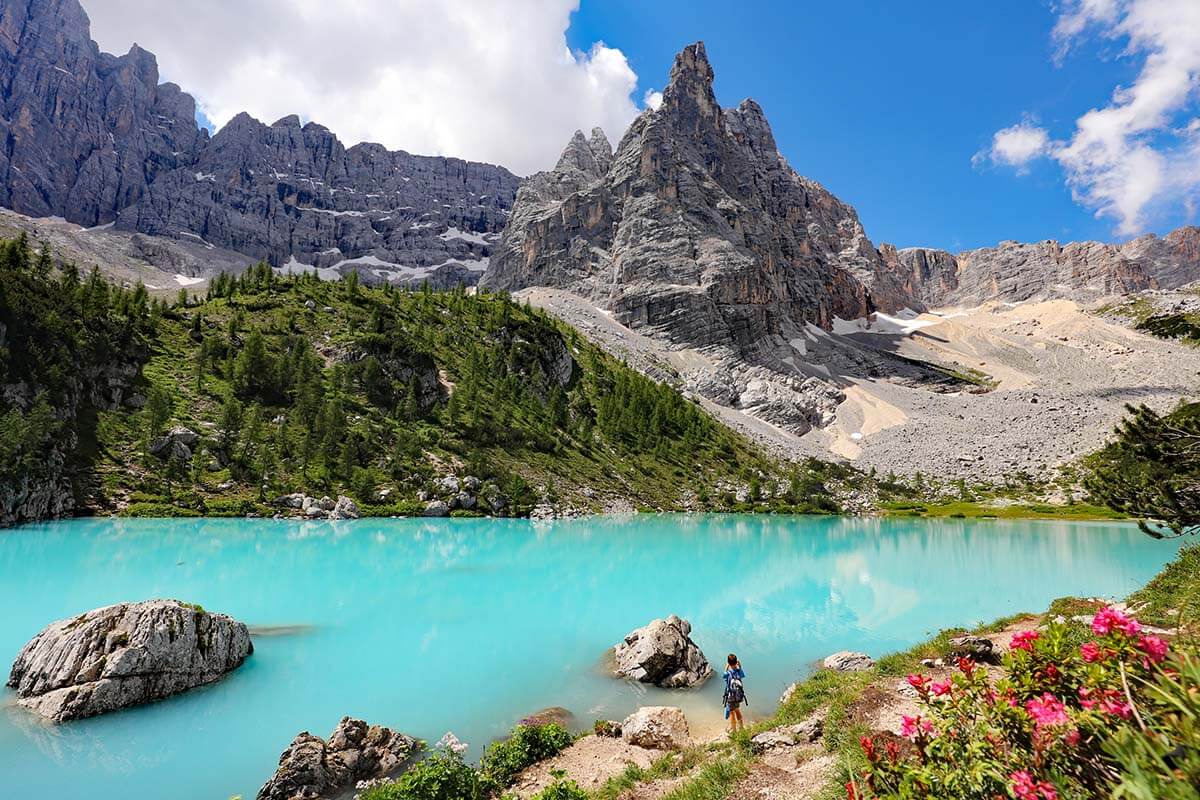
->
[{"left": 0, "top": 514, "right": 1180, "bottom": 799}]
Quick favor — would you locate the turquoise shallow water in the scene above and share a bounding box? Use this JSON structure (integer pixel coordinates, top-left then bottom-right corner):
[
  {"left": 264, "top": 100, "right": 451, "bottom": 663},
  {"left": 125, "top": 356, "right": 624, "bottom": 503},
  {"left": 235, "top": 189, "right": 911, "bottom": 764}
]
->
[{"left": 0, "top": 514, "right": 1180, "bottom": 798}]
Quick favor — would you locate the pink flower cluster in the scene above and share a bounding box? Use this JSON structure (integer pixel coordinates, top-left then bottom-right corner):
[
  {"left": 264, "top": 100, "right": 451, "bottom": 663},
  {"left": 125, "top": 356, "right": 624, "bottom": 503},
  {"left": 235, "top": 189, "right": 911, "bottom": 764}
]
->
[
  {"left": 1091, "top": 606, "right": 1140, "bottom": 637},
  {"left": 1024, "top": 693, "right": 1068, "bottom": 728},
  {"left": 1137, "top": 634, "right": 1168, "bottom": 665},
  {"left": 900, "top": 714, "right": 933, "bottom": 738},
  {"left": 1010, "top": 630, "right": 1039, "bottom": 651},
  {"left": 930, "top": 679, "right": 952, "bottom": 697},
  {"left": 1078, "top": 686, "right": 1132, "bottom": 719},
  {"left": 1010, "top": 770, "right": 1058, "bottom": 800}
]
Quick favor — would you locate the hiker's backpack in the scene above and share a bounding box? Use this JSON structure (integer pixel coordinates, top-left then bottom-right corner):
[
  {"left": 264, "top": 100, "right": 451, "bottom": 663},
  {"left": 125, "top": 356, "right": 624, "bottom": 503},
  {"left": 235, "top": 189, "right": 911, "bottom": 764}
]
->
[{"left": 725, "top": 675, "right": 746, "bottom": 705}]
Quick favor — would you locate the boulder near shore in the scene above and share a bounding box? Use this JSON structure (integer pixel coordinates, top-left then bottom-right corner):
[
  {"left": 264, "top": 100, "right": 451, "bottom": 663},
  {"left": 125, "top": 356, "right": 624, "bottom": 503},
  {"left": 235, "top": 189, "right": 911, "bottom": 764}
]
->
[
  {"left": 257, "top": 716, "right": 419, "bottom": 800},
  {"left": 621, "top": 706, "right": 690, "bottom": 750},
  {"left": 7, "top": 599, "right": 252, "bottom": 722},
  {"left": 611, "top": 614, "right": 713, "bottom": 688}
]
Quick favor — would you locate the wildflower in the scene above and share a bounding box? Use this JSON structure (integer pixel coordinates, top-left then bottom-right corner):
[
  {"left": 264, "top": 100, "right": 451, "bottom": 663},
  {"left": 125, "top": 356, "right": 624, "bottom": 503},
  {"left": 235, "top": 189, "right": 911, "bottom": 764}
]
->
[
  {"left": 1136, "top": 635, "right": 1168, "bottom": 665},
  {"left": 859, "top": 736, "right": 876, "bottom": 761},
  {"left": 906, "top": 673, "right": 929, "bottom": 692},
  {"left": 1080, "top": 641, "right": 1104, "bottom": 662},
  {"left": 1025, "top": 693, "right": 1068, "bottom": 728},
  {"left": 1092, "top": 606, "right": 1141, "bottom": 637},
  {"left": 885, "top": 739, "right": 899, "bottom": 762},
  {"left": 845, "top": 780, "right": 862, "bottom": 800},
  {"left": 931, "top": 679, "right": 952, "bottom": 697},
  {"left": 1010, "top": 770, "right": 1058, "bottom": 800},
  {"left": 1100, "top": 697, "right": 1132, "bottom": 720},
  {"left": 1064, "top": 728, "right": 1081, "bottom": 746},
  {"left": 901, "top": 715, "right": 933, "bottom": 738},
  {"left": 1011, "top": 630, "right": 1039, "bottom": 651},
  {"left": 957, "top": 656, "right": 975, "bottom": 675}
]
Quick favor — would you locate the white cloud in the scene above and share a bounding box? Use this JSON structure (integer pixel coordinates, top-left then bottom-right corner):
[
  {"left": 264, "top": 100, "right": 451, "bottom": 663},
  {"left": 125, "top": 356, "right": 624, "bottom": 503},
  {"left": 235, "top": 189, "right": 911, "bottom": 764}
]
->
[
  {"left": 982, "top": 0, "right": 1200, "bottom": 235},
  {"left": 976, "top": 120, "right": 1052, "bottom": 171},
  {"left": 643, "top": 88, "right": 664, "bottom": 110},
  {"left": 84, "top": 0, "right": 650, "bottom": 175}
]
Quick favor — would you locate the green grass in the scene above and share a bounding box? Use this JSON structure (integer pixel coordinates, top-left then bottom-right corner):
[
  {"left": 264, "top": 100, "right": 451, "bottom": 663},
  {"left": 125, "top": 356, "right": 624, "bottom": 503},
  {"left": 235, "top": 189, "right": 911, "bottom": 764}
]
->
[
  {"left": 1126, "top": 543, "right": 1200, "bottom": 631},
  {"left": 655, "top": 754, "right": 749, "bottom": 800},
  {"left": 879, "top": 500, "right": 1127, "bottom": 521},
  {"left": 589, "top": 747, "right": 711, "bottom": 800}
]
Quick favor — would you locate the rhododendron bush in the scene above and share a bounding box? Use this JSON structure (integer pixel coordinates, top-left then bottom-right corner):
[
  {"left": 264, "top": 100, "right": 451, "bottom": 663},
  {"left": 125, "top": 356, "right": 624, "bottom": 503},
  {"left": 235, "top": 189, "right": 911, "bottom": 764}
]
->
[{"left": 851, "top": 607, "right": 1198, "bottom": 799}]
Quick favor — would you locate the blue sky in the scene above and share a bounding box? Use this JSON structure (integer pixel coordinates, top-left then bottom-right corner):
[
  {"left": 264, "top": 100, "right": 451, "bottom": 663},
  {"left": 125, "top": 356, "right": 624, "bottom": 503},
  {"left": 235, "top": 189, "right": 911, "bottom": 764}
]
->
[{"left": 568, "top": 0, "right": 1191, "bottom": 251}]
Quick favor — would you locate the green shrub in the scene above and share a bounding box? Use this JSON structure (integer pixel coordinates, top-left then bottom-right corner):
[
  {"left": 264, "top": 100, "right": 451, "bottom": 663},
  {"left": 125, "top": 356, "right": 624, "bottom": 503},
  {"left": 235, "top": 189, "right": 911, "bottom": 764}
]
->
[
  {"left": 530, "top": 771, "right": 588, "bottom": 800},
  {"left": 1104, "top": 652, "right": 1200, "bottom": 799},
  {"left": 479, "top": 723, "right": 573, "bottom": 790},
  {"left": 358, "top": 750, "right": 482, "bottom": 800},
  {"left": 121, "top": 502, "right": 201, "bottom": 518}
]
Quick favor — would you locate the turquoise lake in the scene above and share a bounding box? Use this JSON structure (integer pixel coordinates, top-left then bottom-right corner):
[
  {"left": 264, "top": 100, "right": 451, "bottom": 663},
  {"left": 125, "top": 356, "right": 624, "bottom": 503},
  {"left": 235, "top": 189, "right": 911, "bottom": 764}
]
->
[{"left": 0, "top": 514, "right": 1181, "bottom": 798}]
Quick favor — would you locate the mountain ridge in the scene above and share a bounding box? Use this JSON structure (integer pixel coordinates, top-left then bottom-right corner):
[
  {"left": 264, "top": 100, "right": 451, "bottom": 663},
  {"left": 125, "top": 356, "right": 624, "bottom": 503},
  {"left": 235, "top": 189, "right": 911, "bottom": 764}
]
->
[{"left": 0, "top": 0, "right": 520, "bottom": 285}]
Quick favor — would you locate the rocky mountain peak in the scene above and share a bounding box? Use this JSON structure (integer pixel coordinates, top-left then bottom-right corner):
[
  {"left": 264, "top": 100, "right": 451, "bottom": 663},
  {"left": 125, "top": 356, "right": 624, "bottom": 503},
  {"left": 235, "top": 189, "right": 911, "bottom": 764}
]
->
[
  {"left": 660, "top": 41, "right": 721, "bottom": 136},
  {"left": 555, "top": 128, "right": 612, "bottom": 178}
]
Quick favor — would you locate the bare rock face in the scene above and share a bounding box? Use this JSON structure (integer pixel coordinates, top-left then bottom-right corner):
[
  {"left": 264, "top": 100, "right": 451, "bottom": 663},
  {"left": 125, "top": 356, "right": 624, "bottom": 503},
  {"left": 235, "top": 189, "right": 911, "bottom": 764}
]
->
[
  {"left": 612, "top": 614, "right": 713, "bottom": 688},
  {"left": 876, "top": 226, "right": 1200, "bottom": 310},
  {"left": 484, "top": 41, "right": 876, "bottom": 362},
  {"left": 621, "top": 706, "right": 690, "bottom": 750},
  {"left": 257, "top": 716, "right": 419, "bottom": 800},
  {"left": 7, "top": 599, "right": 252, "bottom": 722},
  {"left": 0, "top": 0, "right": 519, "bottom": 285}
]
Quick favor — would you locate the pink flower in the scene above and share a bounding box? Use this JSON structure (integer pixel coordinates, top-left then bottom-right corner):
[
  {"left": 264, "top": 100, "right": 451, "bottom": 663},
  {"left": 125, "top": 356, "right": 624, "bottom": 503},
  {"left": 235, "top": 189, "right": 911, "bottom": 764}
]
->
[
  {"left": 1011, "top": 630, "right": 1039, "bottom": 651},
  {"left": 1065, "top": 728, "right": 1081, "bottom": 746},
  {"left": 1092, "top": 606, "right": 1141, "bottom": 637},
  {"left": 1010, "top": 771, "right": 1038, "bottom": 800},
  {"left": 931, "top": 680, "right": 952, "bottom": 697},
  {"left": 1137, "top": 635, "right": 1168, "bottom": 665},
  {"left": 1010, "top": 770, "right": 1058, "bottom": 800},
  {"left": 906, "top": 673, "right": 929, "bottom": 692},
  {"left": 1080, "top": 641, "right": 1104, "bottom": 662},
  {"left": 900, "top": 714, "right": 932, "bottom": 738},
  {"left": 1101, "top": 698, "right": 1133, "bottom": 719},
  {"left": 1025, "top": 693, "right": 1069, "bottom": 728}
]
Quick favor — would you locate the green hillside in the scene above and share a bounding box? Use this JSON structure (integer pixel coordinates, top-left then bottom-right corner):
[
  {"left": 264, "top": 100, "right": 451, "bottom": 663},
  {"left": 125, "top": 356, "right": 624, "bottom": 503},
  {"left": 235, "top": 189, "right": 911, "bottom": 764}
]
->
[{"left": 1, "top": 237, "right": 855, "bottom": 521}]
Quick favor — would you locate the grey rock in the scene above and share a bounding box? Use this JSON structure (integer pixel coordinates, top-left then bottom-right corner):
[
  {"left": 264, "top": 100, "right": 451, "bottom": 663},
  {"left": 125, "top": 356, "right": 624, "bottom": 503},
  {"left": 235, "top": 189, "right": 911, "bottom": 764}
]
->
[
  {"left": 331, "top": 496, "right": 359, "bottom": 520},
  {"left": 749, "top": 715, "right": 824, "bottom": 752},
  {"left": 947, "top": 634, "right": 998, "bottom": 664},
  {"left": 612, "top": 614, "right": 713, "bottom": 688},
  {"left": 7, "top": 599, "right": 252, "bottom": 722},
  {"left": 257, "top": 716, "right": 418, "bottom": 800},
  {"left": 437, "top": 476, "right": 461, "bottom": 495},
  {"left": 822, "top": 651, "right": 874, "bottom": 672},
  {"left": 453, "top": 492, "right": 476, "bottom": 511},
  {"left": 462, "top": 476, "right": 483, "bottom": 492},
  {"left": 621, "top": 706, "right": 689, "bottom": 750},
  {"left": 422, "top": 500, "right": 449, "bottom": 517},
  {"left": 148, "top": 426, "right": 199, "bottom": 462}
]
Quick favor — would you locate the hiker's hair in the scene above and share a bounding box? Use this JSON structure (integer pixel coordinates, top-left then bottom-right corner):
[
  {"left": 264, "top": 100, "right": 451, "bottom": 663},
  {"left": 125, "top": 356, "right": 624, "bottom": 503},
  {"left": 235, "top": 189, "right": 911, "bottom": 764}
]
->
[{"left": 727, "top": 653, "right": 739, "bottom": 666}]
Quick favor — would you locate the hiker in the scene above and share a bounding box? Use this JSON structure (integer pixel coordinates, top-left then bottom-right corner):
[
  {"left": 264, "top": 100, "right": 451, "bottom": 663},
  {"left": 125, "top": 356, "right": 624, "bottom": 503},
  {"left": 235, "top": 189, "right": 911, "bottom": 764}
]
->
[{"left": 723, "top": 653, "right": 746, "bottom": 732}]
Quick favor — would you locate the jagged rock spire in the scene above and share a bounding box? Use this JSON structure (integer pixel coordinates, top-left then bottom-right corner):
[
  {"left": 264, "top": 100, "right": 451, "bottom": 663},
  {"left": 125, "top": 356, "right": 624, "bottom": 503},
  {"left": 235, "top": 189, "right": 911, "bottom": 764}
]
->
[{"left": 554, "top": 127, "right": 612, "bottom": 179}]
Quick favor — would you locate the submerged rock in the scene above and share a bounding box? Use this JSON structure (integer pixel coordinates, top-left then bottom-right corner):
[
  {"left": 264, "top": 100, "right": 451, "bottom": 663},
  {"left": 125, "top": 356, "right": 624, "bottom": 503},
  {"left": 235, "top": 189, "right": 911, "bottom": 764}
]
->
[
  {"left": 7, "top": 599, "right": 252, "bottom": 722},
  {"left": 257, "top": 716, "right": 419, "bottom": 800},
  {"left": 621, "top": 706, "right": 689, "bottom": 750},
  {"left": 612, "top": 614, "right": 712, "bottom": 688},
  {"left": 823, "top": 651, "right": 875, "bottom": 672},
  {"left": 521, "top": 706, "right": 575, "bottom": 729}
]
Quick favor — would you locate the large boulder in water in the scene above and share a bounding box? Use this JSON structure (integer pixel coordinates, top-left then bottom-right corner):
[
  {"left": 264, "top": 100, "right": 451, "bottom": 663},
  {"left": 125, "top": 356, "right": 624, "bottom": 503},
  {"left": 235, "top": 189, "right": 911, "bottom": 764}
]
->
[
  {"left": 257, "top": 716, "right": 419, "bottom": 800},
  {"left": 611, "top": 614, "right": 712, "bottom": 688},
  {"left": 7, "top": 599, "right": 252, "bottom": 722},
  {"left": 823, "top": 651, "right": 874, "bottom": 672}
]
